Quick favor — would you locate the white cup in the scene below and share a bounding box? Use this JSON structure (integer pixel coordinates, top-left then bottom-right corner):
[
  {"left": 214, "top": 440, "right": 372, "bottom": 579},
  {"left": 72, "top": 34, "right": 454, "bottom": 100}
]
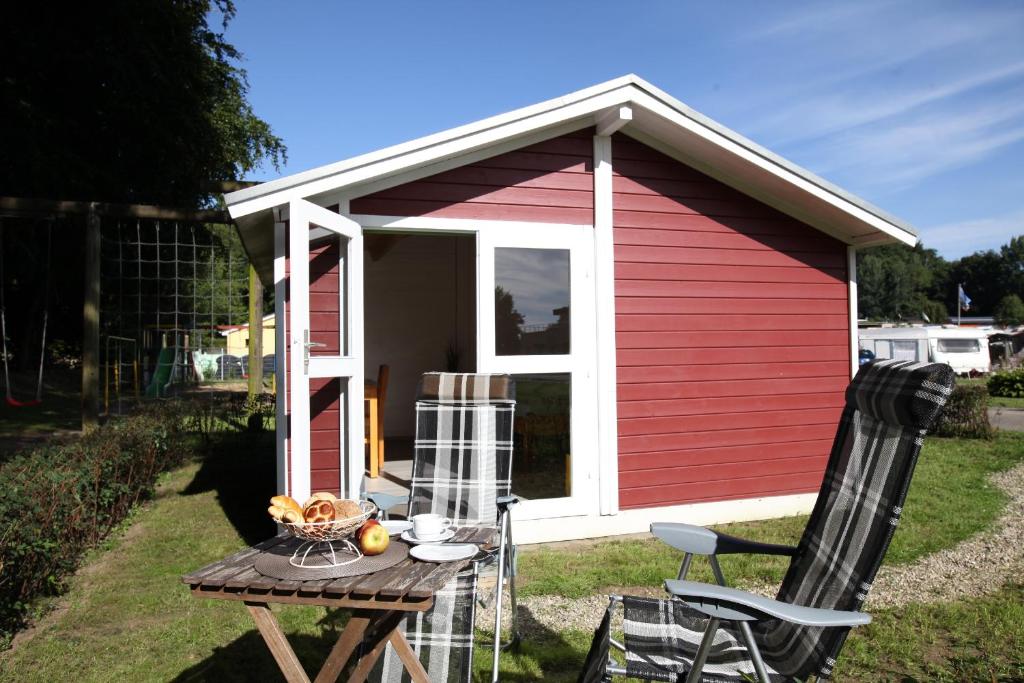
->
[{"left": 411, "top": 513, "right": 451, "bottom": 540}]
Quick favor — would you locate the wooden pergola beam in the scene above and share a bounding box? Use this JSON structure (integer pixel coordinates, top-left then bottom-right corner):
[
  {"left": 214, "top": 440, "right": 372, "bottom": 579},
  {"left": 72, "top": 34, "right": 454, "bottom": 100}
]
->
[{"left": 0, "top": 196, "right": 232, "bottom": 223}]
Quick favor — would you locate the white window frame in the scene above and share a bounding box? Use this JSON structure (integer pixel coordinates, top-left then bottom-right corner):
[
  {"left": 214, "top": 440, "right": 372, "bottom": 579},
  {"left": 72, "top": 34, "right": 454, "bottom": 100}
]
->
[{"left": 477, "top": 223, "right": 599, "bottom": 520}]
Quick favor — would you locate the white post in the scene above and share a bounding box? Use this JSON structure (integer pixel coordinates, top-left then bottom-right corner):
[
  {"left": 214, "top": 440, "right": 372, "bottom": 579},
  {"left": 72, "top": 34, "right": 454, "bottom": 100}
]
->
[
  {"left": 593, "top": 133, "right": 620, "bottom": 516},
  {"left": 847, "top": 245, "right": 858, "bottom": 378}
]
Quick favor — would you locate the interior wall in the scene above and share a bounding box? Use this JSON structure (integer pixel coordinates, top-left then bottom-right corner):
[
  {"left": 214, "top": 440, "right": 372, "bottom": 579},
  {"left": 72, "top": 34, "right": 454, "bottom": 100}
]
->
[{"left": 364, "top": 233, "right": 475, "bottom": 437}]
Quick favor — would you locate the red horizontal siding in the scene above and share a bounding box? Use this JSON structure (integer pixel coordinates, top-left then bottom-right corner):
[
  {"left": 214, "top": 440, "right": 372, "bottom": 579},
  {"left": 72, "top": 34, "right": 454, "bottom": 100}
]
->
[
  {"left": 619, "top": 470, "right": 827, "bottom": 508},
  {"left": 618, "top": 392, "right": 845, "bottom": 419},
  {"left": 620, "top": 439, "right": 834, "bottom": 471},
  {"left": 616, "top": 376, "right": 849, "bottom": 402},
  {"left": 350, "top": 130, "right": 594, "bottom": 224},
  {"left": 613, "top": 133, "right": 850, "bottom": 510},
  {"left": 616, "top": 262, "right": 845, "bottom": 284}
]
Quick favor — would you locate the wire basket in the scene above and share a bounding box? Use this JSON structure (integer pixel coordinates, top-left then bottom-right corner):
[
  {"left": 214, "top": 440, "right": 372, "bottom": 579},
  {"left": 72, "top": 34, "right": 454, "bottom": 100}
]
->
[{"left": 283, "top": 500, "right": 377, "bottom": 542}]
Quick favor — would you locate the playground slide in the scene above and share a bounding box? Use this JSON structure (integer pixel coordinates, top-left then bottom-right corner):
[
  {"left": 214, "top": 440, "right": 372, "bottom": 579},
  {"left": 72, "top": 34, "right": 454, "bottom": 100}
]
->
[{"left": 144, "top": 347, "right": 176, "bottom": 398}]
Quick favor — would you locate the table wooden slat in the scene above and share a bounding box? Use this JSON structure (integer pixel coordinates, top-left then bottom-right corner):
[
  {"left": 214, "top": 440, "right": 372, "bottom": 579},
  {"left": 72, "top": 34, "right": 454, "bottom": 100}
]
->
[
  {"left": 348, "top": 559, "right": 416, "bottom": 598},
  {"left": 182, "top": 535, "right": 288, "bottom": 584},
  {"left": 406, "top": 558, "right": 475, "bottom": 599}
]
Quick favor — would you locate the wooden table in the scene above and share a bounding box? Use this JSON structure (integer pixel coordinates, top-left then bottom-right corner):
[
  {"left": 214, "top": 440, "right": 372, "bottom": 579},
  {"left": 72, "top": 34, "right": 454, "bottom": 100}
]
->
[{"left": 183, "top": 526, "right": 496, "bottom": 683}]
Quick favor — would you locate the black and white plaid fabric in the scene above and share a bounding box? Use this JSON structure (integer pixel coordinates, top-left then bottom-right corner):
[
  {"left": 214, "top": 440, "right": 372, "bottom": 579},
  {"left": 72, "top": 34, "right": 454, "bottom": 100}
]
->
[
  {"left": 369, "top": 373, "right": 515, "bottom": 683},
  {"left": 583, "top": 360, "right": 954, "bottom": 682},
  {"left": 369, "top": 570, "right": 478, "bottom": 683},
  {"left": 408, "top": 372, "right": 515, "bottom": 525}
]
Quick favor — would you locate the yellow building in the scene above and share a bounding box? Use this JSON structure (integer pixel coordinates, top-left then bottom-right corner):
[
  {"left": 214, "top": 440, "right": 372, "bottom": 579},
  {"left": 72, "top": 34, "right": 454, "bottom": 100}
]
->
[{"left": 222, "top": 313, "right": 276, "bottom": 358}]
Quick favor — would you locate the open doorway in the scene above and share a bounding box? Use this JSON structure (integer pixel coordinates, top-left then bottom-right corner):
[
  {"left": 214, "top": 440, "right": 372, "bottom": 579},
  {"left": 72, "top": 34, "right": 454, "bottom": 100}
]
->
[{"left": 363, "top": 232, "right": 476, "bottom": 492}]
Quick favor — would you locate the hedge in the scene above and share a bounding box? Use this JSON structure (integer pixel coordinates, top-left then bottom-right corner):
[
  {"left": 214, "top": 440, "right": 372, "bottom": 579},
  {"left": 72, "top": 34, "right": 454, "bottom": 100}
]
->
[
  {"left": 0, "top": 407, "right": 192, "bottom": 645},
  {"left": 988, "top": 368, "right": 1024, "bottom": 399},
  {"left": 934, "top": 384, "right": 993, "bottom": 439}
]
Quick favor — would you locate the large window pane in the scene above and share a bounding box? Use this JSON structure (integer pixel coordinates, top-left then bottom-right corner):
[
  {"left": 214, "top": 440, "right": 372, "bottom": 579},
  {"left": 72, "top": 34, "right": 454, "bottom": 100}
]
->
[
  {"left": 511, "top": 373, "right": 570, "bottom": 500},
  {"left": 494, "top": 248, "right": 570, "bottom": 355}
]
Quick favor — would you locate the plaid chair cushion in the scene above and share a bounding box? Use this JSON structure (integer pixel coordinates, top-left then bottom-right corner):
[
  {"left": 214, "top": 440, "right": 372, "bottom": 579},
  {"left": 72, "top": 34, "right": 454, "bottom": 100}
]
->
[
  {"left": 409, "top": 373, "right": 515, "bottom": 526},
  {"left": 845, "top": 359, "right": 953, "bottom": 430},
  {"left": 620, "top": 597, "right": 785, "bottom": 683},
  {"left": 369, "top": 569, "right": 478, "bottom": 683},
  {"left": 418, "top": 372, "right": 515, "bottom": 404}
]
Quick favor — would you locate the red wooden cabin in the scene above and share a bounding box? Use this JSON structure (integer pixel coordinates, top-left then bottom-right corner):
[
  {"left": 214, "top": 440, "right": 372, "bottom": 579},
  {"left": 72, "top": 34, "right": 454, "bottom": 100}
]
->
[{"left": 225, "top": 76, "right": 915, "bottom": 543}]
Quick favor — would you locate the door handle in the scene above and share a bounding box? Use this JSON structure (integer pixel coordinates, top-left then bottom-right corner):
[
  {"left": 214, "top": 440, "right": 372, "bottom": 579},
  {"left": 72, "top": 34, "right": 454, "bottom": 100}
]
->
[{"left": 303, "top": 330, "right": 325, "bottom": 374}]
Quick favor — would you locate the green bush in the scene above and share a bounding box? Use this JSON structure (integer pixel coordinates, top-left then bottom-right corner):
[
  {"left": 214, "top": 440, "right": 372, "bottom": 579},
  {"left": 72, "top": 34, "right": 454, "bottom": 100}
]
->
[
  {"left": 934, "top": 385, "right": 993, "bottom": 439},
  {"left": 0, "top": 410, "right": 192, "bottom": 644},
  {"left": 988, "top": 368, "right": 1024, "bottom": 398}
]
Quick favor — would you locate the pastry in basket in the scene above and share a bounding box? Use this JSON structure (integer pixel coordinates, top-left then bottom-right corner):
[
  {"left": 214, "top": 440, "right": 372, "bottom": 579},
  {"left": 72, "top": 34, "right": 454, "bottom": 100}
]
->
[
  {"left": 333, "top": 499, "right": 363, "bottom": 520},
  {"left": 304, "top": 491, "right": 336, "bottom": 507},
  {"left": 303, "top": 498, "right": 336, "bottom": 524},
  {"left": 268, "top": 495, "right": 304, "bottom": 524}
]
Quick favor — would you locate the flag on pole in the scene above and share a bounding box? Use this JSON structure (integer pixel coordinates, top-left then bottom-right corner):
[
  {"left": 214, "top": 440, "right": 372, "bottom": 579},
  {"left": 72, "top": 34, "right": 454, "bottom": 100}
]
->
[{"left": 958, "top": 284, "right": 972, "bottom": 311}]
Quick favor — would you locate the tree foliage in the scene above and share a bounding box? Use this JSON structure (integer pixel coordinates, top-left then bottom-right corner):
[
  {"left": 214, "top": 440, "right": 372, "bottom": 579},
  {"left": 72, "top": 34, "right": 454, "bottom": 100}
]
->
[
  {"left": 0, "top": 0, "right": 285, "bottom": 206},
  {"left": 994, "top": 295, "right": 1024, "bottom": 328},
  {"left": 858, "top": 235, "right": 1024, "bottom": 323}
]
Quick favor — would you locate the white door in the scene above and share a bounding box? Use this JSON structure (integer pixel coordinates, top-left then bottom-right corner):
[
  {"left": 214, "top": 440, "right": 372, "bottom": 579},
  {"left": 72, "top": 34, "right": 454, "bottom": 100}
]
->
[
  {"left": 477, "top": 223, "right": 598, "bottom": 520},
  {"left": 287, "top": 198, "right": 364, "bottom": 504}
]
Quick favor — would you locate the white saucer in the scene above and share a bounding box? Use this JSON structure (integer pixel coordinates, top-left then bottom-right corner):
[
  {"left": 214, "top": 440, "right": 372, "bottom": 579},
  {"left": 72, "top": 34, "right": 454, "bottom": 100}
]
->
[
  {"left": 401, "top": 528, "right": 455, "bottom": 545},
  {"left": 380, "top": 520, "right": 413, "bottom": 536},
  {"left": 410, "top": 543, "right": 478, "bottom": 563}
]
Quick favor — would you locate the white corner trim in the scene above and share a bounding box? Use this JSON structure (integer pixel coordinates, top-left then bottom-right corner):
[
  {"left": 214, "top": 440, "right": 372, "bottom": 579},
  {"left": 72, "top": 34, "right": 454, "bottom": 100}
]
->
[
  {"left": 596, "top": 105, "right": 633, "bottom": 136},
  {"left": 514, "top": 492, "right": 819, "bottom": 545},
  {"left": 848, "top": 245, "right": 859, "bottom": 379},
  {"left": 273, "top": 218, "right": 288, "bottom": 497},
  {"left": 593, "top": 134, "right": 620, "bottom": 516}
]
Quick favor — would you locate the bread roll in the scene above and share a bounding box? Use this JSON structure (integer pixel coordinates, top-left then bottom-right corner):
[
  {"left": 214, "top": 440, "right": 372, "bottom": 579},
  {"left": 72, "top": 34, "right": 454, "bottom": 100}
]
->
[
  {"left": 333, "top": 499, "right": 362, "bottom": 519},
  {"left": 303, "top": 499, "right": 336, "bottom": 523},
  {"left": 268, "top": 505, "right": 303, "bottom": 525},
  {"left": 270, "top": 495, "right": 303, "bottom": 520}
]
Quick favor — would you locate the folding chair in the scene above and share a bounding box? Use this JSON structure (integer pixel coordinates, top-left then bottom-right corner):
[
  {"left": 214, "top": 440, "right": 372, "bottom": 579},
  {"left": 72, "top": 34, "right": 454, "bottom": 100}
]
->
[
  {"left": 367, "top": 372, "right": 518, "bottom": 683},
  {"left": 580, "top": 359, "right": 955, "bottom": 682}
]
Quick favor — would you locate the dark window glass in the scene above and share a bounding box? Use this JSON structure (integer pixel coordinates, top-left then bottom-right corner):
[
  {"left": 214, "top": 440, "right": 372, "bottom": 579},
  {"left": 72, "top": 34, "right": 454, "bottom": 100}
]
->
[
  {"left": 494, "top": 248, "right": 570, "bottom": 355},
  {"left": 511, "top": 373, "right": 571, "bottom": 500}
]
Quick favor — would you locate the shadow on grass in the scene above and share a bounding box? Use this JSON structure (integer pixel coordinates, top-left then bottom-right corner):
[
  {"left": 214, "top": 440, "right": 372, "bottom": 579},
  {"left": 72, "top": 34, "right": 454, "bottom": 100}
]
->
[
  {"left": 169, "top": 625, "right": 346, "bottom": 682},
  {"left": 180, "top": 429, "right": 278, "bottom": 546},
  {"left": 483, "top": 603, "right": 588, "bottom": 682}
]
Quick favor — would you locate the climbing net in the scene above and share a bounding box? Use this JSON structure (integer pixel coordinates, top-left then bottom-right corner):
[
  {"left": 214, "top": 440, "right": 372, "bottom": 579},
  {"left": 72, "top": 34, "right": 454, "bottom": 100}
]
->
[{"left": 100, "top": 218, "right": 252, "bottom": 395}]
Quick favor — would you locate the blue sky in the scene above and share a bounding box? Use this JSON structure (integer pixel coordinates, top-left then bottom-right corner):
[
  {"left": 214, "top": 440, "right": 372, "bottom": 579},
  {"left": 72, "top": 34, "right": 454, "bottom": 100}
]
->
[{"left": 223, "top": 1, "right": 1024, "bottom": 260}]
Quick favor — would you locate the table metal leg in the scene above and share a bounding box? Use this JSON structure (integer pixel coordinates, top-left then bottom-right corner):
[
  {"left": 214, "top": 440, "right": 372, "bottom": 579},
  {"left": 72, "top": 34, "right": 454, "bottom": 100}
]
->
[{"left": 245, "top": 602, "right": 311, "bottom": 683}]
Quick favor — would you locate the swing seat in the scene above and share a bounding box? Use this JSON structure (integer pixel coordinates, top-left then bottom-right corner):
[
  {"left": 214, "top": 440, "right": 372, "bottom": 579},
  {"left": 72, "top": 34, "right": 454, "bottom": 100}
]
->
[{"left": 6, "top": 396, "right": 42, "bottom": 408}]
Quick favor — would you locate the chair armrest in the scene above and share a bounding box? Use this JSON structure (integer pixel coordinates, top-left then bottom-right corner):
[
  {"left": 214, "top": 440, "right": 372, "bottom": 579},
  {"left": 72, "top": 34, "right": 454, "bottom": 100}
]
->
[
  {"left": 496, "top": 495, "right": 519, "bottom": 512},
  {"left": 367, "top": 491, "right": 409, "bottom": 514},
  {"left": 651, "top": 522, "right": 797, "bottom": 557},
  {"left": 664, "top": 579, "right": 871, "bottom": 627}
]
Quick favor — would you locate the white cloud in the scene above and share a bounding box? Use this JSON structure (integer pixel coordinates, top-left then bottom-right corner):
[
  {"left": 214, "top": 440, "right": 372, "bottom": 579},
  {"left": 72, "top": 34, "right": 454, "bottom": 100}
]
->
[
  {"left": 761, "top": 61, "right": 1024, "bottom": 146},
  {"left": 919, "top": 209, "right": 1024, "bottom": 258},
  {"left": 808, "top": 96, "right": 1024, "bottom": 187}
]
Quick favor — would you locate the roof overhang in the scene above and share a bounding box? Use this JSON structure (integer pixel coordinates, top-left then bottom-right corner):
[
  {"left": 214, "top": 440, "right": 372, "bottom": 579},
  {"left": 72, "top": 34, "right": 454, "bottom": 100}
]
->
[{"left": 227, "top": 75, "right": 917, "bottom": 283}]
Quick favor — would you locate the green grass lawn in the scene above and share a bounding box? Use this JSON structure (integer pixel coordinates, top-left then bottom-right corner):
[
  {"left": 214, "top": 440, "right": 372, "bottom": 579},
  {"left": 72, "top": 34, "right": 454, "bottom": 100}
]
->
[{"left": 2, "top": 431, "right": 1023, "bottom": 681}]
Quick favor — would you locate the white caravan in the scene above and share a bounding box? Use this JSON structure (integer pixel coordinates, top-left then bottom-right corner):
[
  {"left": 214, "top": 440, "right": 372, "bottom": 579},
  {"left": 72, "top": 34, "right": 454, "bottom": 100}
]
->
[{"left": 859, "top": 326, "right": 990, "bottom": 374}]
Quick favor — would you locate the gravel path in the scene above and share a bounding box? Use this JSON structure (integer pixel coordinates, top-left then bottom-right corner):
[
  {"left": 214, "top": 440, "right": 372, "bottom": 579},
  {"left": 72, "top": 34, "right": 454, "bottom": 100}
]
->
[{"left": 482, "top": 461, "right": 1024, "bottom": 635}]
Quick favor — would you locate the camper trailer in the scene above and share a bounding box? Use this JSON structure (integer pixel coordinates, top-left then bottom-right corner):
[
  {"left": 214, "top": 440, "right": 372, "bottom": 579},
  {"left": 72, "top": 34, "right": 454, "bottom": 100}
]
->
[{"left": 859, "top": 326, "right": 990, "bottom": 375}]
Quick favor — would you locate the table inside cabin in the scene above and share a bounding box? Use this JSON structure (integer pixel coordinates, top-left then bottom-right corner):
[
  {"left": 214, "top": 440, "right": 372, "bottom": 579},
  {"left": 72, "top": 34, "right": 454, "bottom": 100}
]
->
[{"left": 182, "top": 526, "right": 497, "bottom": 683}]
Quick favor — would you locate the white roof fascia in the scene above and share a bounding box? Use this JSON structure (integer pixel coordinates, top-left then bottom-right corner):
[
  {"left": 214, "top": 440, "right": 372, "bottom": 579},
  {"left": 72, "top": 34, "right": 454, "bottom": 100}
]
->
[{"left": 226, "top": 74, "right": 917, "bottom": 247}]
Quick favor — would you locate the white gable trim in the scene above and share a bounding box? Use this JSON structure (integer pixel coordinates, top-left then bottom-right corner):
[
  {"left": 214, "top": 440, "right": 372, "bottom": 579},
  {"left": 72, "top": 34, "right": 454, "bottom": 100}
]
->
[{"left": 227, "top": 75, "right": 917, "bottom": 252}]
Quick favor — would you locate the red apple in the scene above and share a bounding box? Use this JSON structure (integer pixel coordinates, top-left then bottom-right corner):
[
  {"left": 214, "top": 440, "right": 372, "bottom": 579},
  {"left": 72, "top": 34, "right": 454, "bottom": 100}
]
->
[
  {"left": 356, "top": 519, "right": 381, "bottom": 542},
  {"left": 359, "top": 523, "right": 390, "bottom": 556}
]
